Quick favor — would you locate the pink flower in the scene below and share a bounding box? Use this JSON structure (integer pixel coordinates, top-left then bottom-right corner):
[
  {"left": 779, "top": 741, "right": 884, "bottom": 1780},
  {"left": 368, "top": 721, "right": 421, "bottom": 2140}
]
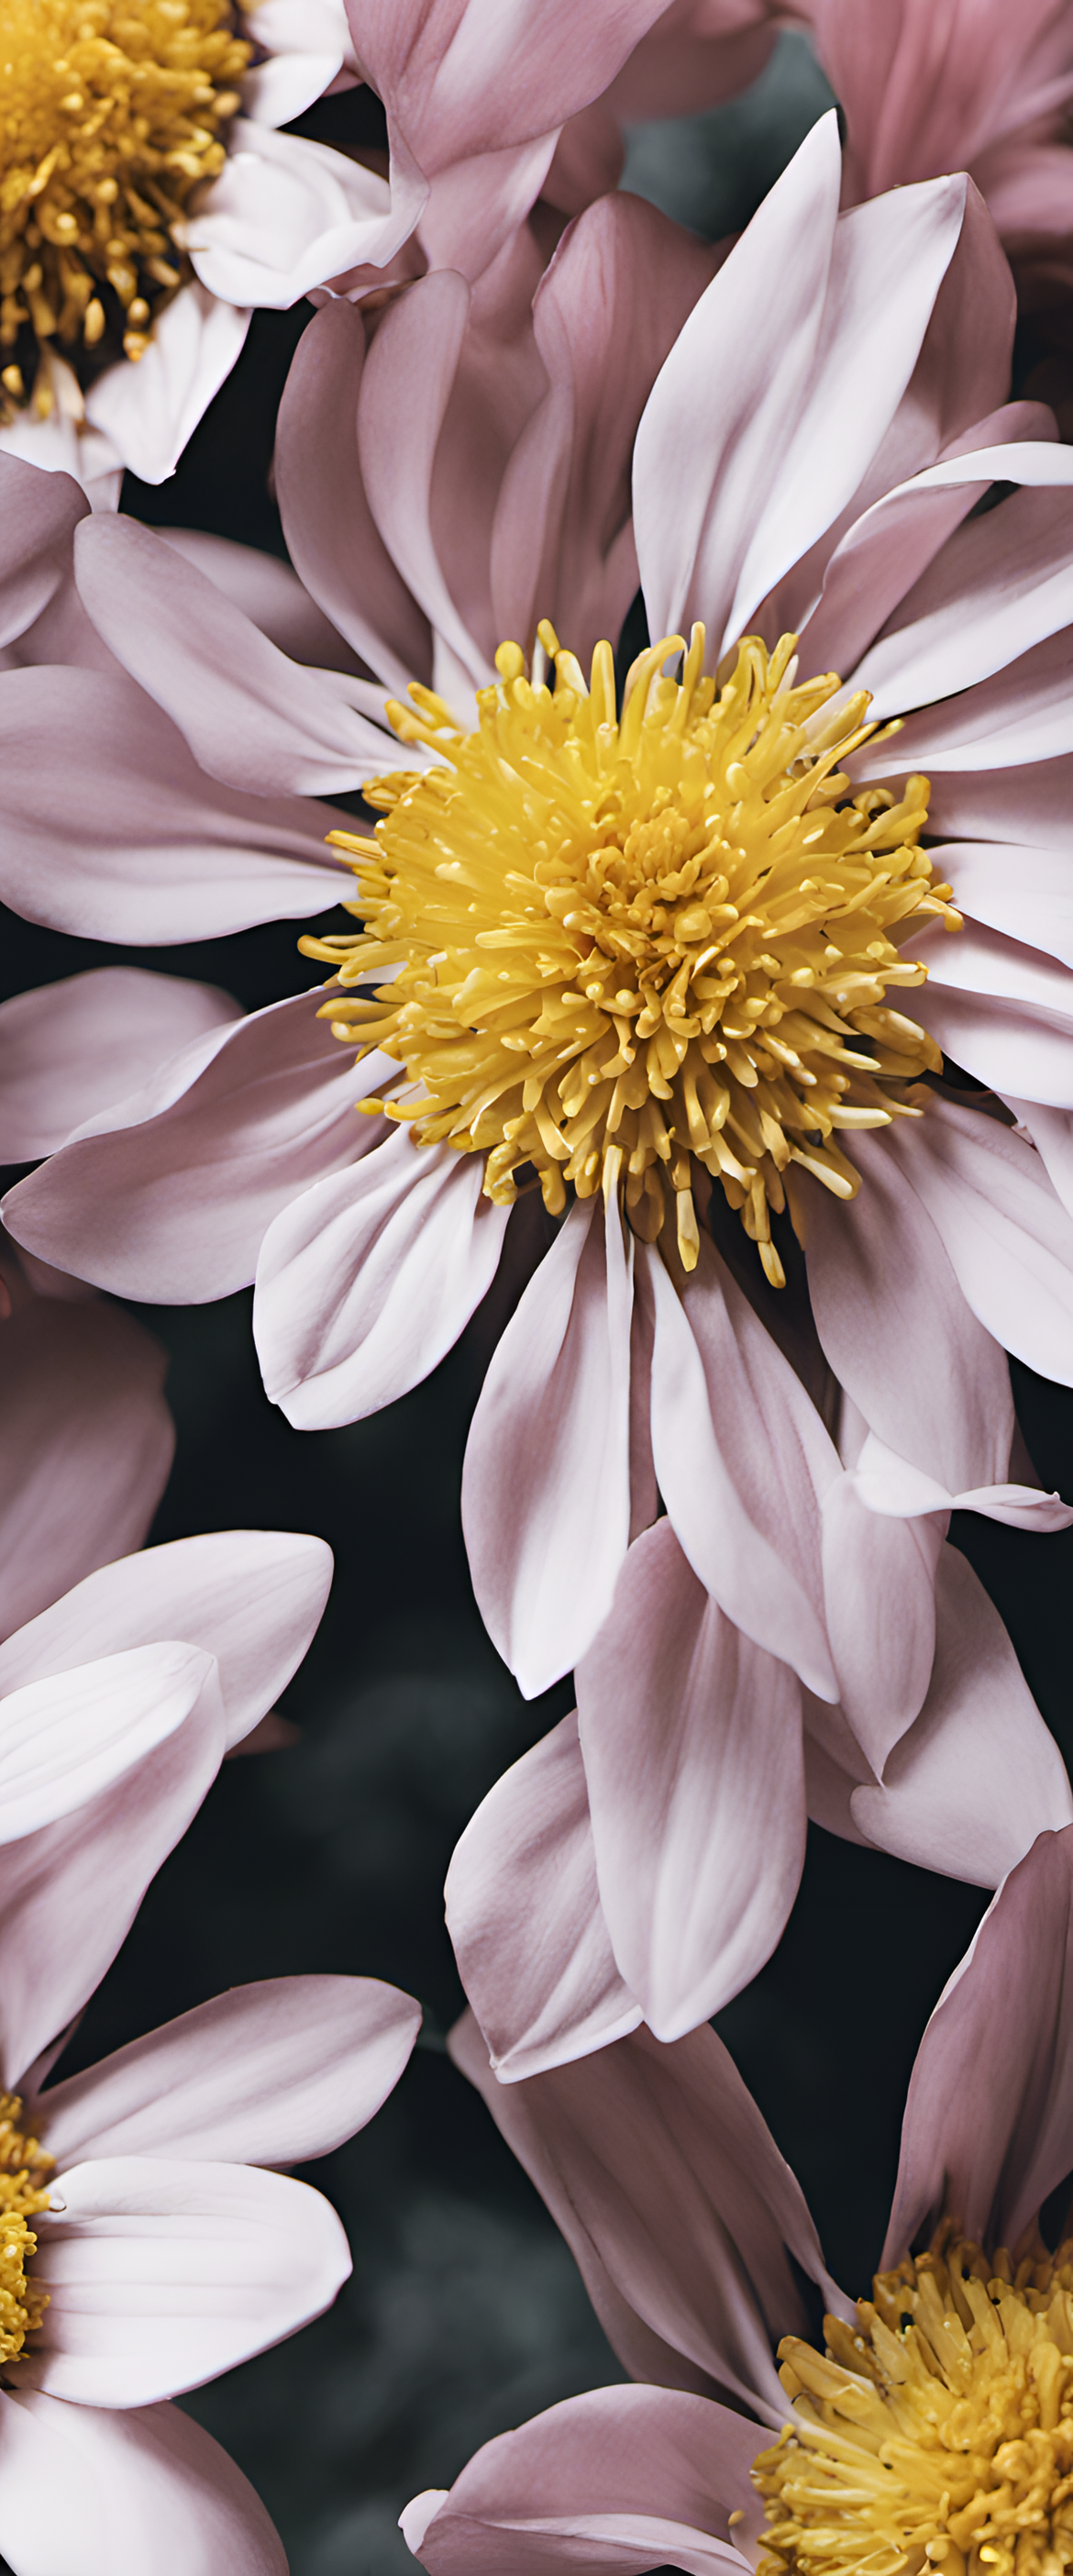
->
[{"left": 404, "top": 1824, "right": 1073, "bottom": 2576}]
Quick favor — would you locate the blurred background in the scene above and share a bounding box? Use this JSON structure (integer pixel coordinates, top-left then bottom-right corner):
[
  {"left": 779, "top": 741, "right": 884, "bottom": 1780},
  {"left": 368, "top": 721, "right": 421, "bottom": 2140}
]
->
[{"left": 4, "top": 32, "right": 1073, "bottom": 2572}]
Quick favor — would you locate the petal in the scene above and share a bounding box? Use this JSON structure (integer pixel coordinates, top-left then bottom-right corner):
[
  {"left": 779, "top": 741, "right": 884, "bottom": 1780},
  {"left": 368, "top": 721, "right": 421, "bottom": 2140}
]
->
[
  {"left": 448, "top": 2010, "right": 847, "bottom": 2421},
  {"left": 850, "top": 1544, "right": 1073, "bottom": 1885},
  {"left": 39, "top": 1975, "right": 421, "bottom": 2170},
  {"left": 357, "top": 270, "right": 490, "bottom": 689},
  {"left": 4, "top": 994, "right": 381, "bottom": 1303},
  {"left": 255, "top": 1127, "right": 508, "bottom": 1429},
  {"left": 185, "top": 118, "right": 426, "bottom": 309},
  {"left": 28, "top": 2158, "right": 351, "bottom": 2404},
  {"left": 913, "top": 916, "right": 1073, "bottom": 1109},
  {"left": 406, "top": 2384, "right": 757, "bottom": 2576},
  {"left": 0, "top": 2389, "right": 287, "bottom": 2576},
  {"left": 83, "top": 285, "right": 249, "bottom": 487},
  {"left": 850, "top": 1430, "right": 1071, "bottom": 1533},
  {"left": 0, "top": 1300, "right": 173, "bottom": 1641},
  {"left": 576, "top": 1523, "right": 806, "bottom": 2043},
  {"left": 936, "top": 839, "right": 1073, "bottom": 972},
  {"left": 156, "top": 527, "right": 370, "bottom": 676},
  {"left": 0, "top": 969, "right": 241, "bottom": 1161},
  {"left": 462, "top": 1201, "right": 634, "bottom": 1699},
  {"left": 818, "top": 1475, "right": 942, "bottom": 1772},
  {"left": 73, "top": 516, "right": 397, "bottom": 797},
  {"left": 0, "top": 1640, "right": 216, "bottom": 1844},
  {"left": 854, "top": 473, "right": 1073, "bottom": 721},
  {"left": 0, "top": 665, "right": 348, "bottom": 941},
  {"left": 0, "top": 1527, "right": 332, "bottom": 1752},
  {"left": 879, "top": 1096, "right": 1073, "bottom": 1387},
  {"left": 883, "top": 1824, "right": 1073, "bottom": 2265},
  {"left": 446, "top": 1714, "right": 641, "bottom": 2084},
  {"left": 647, "top": 1242, "right": 838, "bottom": 1699},
  {"left": 0, "top": 450, "right": 87, "bottom": 645},
  {"left": 351, "top": 0, "right": 676, "bottom": 165}
]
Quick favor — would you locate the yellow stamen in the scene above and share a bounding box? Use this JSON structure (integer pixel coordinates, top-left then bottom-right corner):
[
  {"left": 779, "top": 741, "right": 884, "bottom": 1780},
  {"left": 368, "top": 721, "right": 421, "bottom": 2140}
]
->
[
  {"left": 754, "top": 2223, "right": 1073, "bottom": 2576},
  {"left": 304, "top": 623, "right": 960, "bottom": 1279},
  {"left": 0, "top": 0, "right": 250, "bottom": 407},
  {"left": 0, "top": 2094, "right": 52, "bottom": 2368}
]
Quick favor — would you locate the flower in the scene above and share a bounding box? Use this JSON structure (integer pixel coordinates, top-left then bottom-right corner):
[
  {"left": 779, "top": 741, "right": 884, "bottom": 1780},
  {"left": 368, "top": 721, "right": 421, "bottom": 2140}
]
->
[
  {"left": 10, "top": 119, "right": 1073, "bottom": 1739},
  {"left": 403, "top": 1824, "right": 1073, "bottom": 2576},
  {"left": 0, "top": 0, "right": 425, "bottom": 498}
]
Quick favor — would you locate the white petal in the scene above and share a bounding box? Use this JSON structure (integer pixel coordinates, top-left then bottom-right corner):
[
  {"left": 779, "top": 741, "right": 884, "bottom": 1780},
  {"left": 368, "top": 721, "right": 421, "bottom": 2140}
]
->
[
  {"left": 83, "top": 288, "right": 249, "bottom": 486},
  {"left": 0, "top": 2389, "right": 287, "bottom": 2576},
  {"left": 0, "top": 1642, "right": 215, "bottom": 1843}
]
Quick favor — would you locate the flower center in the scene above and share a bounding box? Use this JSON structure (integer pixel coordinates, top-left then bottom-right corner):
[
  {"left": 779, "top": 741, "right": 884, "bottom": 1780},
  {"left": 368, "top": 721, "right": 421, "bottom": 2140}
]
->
[
  {"left": 306, "top": 622, "right": 960, "bottom": 1286},
  {"left": 0, "top": 0, "right": 250, "bottom": 412},
  {"left": 0, "top": 2095, "right": 51, "bottom": 2369},
  {"left": 753, "top": 2226, "right": 1073, "bottom": 2576}
]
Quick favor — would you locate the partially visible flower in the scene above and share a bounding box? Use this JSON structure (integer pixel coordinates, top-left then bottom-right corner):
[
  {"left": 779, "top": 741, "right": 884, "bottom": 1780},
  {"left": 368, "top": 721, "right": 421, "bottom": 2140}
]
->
[{"left": 404, "top": 1825, "right": 1073, "bottom": 2576}]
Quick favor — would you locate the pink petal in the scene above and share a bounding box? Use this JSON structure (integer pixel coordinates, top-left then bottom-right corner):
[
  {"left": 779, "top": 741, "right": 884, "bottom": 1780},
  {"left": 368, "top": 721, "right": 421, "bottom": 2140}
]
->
[
  {"left": 357, "top": 270, "right": 490, "bottom": 690},
  {"left": 349, "top": 0, "right": 677, "bottom": 167},
  {"left": 4, "top": 994, "right": 382, "bottom": 1303},
  {"left": 0, "top": 968, "right": 241, "bottom": 1160},
  {"left": 255, "top": 1126, "right": 508, "bottom": 1428},
  {"left": 818, "top": 1476, "right": 942, "bottom": 1776},
  {"left": 38, "top": 1975, "right": 420, "bottom": 2170},
  {"left": 448, "top": 2010, "right": 847, "bottom": 2420},
  {"left": 0, "top": 1299, "right": 173, "bottom": 1641},
  {"left": 0, "top": 1639, "right": 217, "bottom": 1845},
  {"left": 849, "top": 1431, "right": 1072, "bottom": 1532},
  {"left": 156, "top": 527, "right": 371, "bottom": 677},
  {"left": 880, "top": 1095, "right": 1073, "bottom": 1386},
  {"left": 28, "top": 2158, "right": 351, "bottom": 2404},
  {"left": 406, "top": 2384, "right": 758, "bottom": 2576},
  {"left": 73, "top": 516, "right": 397, "bottom": 795},
  {"left": 914, "top": 916, "right": 1073, "bottom": 1108},
  {"left": 0, "top": 664, "right": 349, "bottom": 940},
  {"left": 462, "top": 1202, "right": 634, "bottom": 1699},
  {"left": 446, "top": 1714, "right": 641, "bottom": 2082},
  {"left": 0, "top": 1527, "right": 333, "bottom": 1751},
  {"left": 883, "top": 1824, "right": 1073, "bottom": 2265},
  {"left": 854, "top": 624, "right": 1073, "bottom": 781},
  {"left": 850, "top": 1545, "right": 1073, "bottom": 1883},
  {"left": 646, "top": 1242, "right": 837, "bottom": 1699},
  {"left": 576, "top": 1523, "right": 805, "bottom": 2042},
  {"left": 855, "top": 471, "right": 1073, "bottom": 721},
  {"left": 0, "top": 451, "right": 87, "bottom": 646},
  {"left": 939, "top": 839, "right": 1073, "bottom": 971},
  {"left": 0, "top": 2389, "right": 288, "bottom": 2576}
]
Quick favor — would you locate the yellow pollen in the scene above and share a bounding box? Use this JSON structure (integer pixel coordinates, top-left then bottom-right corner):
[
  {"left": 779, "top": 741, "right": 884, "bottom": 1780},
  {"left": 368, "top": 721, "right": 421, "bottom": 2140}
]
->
[
  {"left": 0, "top": 2094, "right": 52, "bottom": 2369},
  {"left": 304, "top": 622, "right": 960, "bottom": 1284},
  {"left": 0, "top": 0, "right": 250, "bottom": 403},
  {"left": 753, "top": 2225, "right": 1073, "bottom": 2576}
]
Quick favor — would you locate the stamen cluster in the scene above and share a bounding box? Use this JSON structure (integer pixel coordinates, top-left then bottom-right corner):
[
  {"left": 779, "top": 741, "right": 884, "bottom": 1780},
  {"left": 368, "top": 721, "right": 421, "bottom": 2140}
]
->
[
  {"left": 306, "top": 621, "right": 960, "bottom": 1283},
  {"left": 0, "top": 0, "right": 250, "bottom": 413},
  {"left": 755, "top": 2225, "right": 1073, "bottom": 2576},
  {"left": 0, "top": 2094, "right": 52, "bottom": 2368}
]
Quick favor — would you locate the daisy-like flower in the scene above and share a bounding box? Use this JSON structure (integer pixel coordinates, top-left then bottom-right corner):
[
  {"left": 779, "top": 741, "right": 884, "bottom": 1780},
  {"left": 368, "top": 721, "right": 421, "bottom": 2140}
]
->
[
  {"left": 404, "top": 1823, "right": 1073, "bottom": 2576},
  {"left": 10, "top": 119, "right": 1073, "bottom": 1737}
]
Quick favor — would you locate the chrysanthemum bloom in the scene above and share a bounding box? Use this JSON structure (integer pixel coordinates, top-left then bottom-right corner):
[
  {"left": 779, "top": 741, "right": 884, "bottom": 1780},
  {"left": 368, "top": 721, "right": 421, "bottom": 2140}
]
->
[
  {"left": 11, "top": 121, "right": 1073, "bottom": 1732},
  {"left": 404, "top": 1824, "right": 1073, "bottom": 2576}
]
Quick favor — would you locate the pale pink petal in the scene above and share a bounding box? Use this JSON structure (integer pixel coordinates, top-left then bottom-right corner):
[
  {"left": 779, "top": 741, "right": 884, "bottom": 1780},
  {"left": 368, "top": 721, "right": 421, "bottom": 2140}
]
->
[
  {"left": 576, "top": 1523, "right": 805, "bottom": 2043},
  {"left": 0, "top": 451, "right": 87, "bottom": 645},
  {"left": 406, "top": 2385, "right": 758, "bottom": 2576},
  {"left": 0, "top": 1640, "right": 216, "bottom": 1845},
  {"left": 646, "top": 1243, "right": 837, "bottom": 1699},
  {"left": 73, "top": 516, "right": 398, "bottom": 795},
  {"left": 855, "top": 472, "right": 1073, "bottom": 720},
  {"left": 0, "top": 1300, "right": 173, "bottom": 1641},
  {"left": 854, "top": 625, "right": 1073, "bottom": 781},
  {"left": 448, "top": 2010, "right": 847, "bottom": 2420},
  {"left": 38, "top": 1975, "right": 420, "bottom": 2170},
  {"left": 1005, "top": 1096, "right": 1073, "bottom": 1223},
  {"left": 0, "top": 969, "right": 241, "bottom": 1160},
  {"left": 4, "top": 994, "right": 381, "bottom": 1303},
  {"left": 879, "top": 1096, "right": 1073, "bottom": 1386},
  {"left": 0, "top": 2389, "right": 287, "bottom": 2576},
  {"left": 818, "top": 1476, "right": 942, "bottom": 1776},
  {"left": 0, "top": 665, "right": 349, "bottom": 940},
  {"left": 348, "top": 0, "right": 677, "bottom": 166},
  {"left": 83, "top": 286, "right": 249, "bottom": 487},
  {"left": 28, "top": 2158, "right": 350, "bottom": 2404},
  {"left": 357, "top": 271, "right": 490, "bottom": 691},
  {"left": 156, "top": 528, "right": 370, "bottom": 677},
  {"left": 275, "top": 299, "right": 433, "bottom": 699},
  {"left": 883, "top": 1824, "right": 1073, "bottom": 2266},
  {"left": 914, "top": 917, "right": 1073, "bottom": 1109},
  {"left": 940, "top": 840, "right": 1073, "bottom": 970},
  {"left": 850, "top": 1546, "right": 1073, "bottom": 1883},
  {"left": 849, "top": 1430, "right": 1071, "bottom": 1532},
  {"left": 0, "top": 1527, "right": 332, "bottom": 1752},
  {"left": 446, "top": 1715, "right": 641, "bottom": 2083},
  {"left": 462, "top": 1202, "right": 634, "bottom": 1699}
]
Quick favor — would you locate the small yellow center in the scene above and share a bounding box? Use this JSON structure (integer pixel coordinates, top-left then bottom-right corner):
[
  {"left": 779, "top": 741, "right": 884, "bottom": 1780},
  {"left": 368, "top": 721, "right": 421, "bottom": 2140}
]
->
[
  {"left": 0, "top": 2094, "right": 51, "bottom": 2368},
  {"left": 754, "top": 2226, "right": 1073, "bottom": 2576},
  {"left": 0, "top": 0, "right": 250, "bottom": 410},
  {"left": 305, "top": 621, "right": 960, "bottom": 1285}
]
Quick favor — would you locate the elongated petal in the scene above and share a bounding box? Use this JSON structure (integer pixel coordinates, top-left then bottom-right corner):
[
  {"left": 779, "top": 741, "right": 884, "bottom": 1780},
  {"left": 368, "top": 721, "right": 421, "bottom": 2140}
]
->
[
  {"left": 0, "top": 1527, "right": 332, "bottom": 1751},
  {"left": 447, "top": 1715, "right": 641, "bottom": 2082},
  {"left": 849, "top": 1431, "right": 1071, "bottom": 1531},
  {"left": 39, "top": 1976, "right": 421, "bottom": 2170},
  {"left": 358, "top": 270, "right": 489, "bottom": 690},
  {"left": 4, "top": 994, "right": 381, "bottom": 1303},
  {"left": 819, "top": 1476, "right": 942, "bottom": 1773},
  {"left": 0, "top": 2389, "right": 287, "bottom": 2576},
  {"left": 576, "top": 1523, "right": 805, "bottom": 2043},
  {"left": 28, "top": 2159, "right": 350, "bottom": 2404},
  {"left": 0, "top": 1300, "right": 173, "bottom": 1642},
  {"left": 913, "top": 918, "right": 1073, "bottom": 1109},
  {"left": 83, "top": 285, "right": 249, "bottom": 487},
  {"left": 185, "top": 118, "right": 426, "bottom": 309},
  {"left": 0, "top": 665, "right": 348, "bottom": 941},
  {"left": 449, "top": 2011, "right": 847, "bottom": 2423},
  {"left": 879, "top": 1097, "right": 1073, "bottom": 1386},
  {"left": 255, "top": 1127, "right": 507, "bottom": 1428},
  {"left": 883, "top": 1825, "right": 1073, "bottom": 2265},
  {"left": 855, "top": 476, "right": 1073, "bottom": 720},
  {"left": 0, "top": 969, "right": 241, "bottom": 1161},
  {"left": 0, "top": 451, "right": 87, "bottom": 644},
  {"left": 938, "top": 840, "right": 1073, "bottom": 972},
  {"left": 463, "top": 1202, "right": 634, "bottom": 1699},
  {"left": 406, "top": 2385, "right": 758, "bottom": 2576},
  {"left": 0, "top": 1640, "right": 216, "bottom": 1844}
]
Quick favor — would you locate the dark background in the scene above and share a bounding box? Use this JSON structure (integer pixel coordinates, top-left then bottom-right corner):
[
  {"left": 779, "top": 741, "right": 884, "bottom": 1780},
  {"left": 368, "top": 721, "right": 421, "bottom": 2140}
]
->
[{"left": 4, "top": 39, "right": 1073, "bottom": 2572}]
